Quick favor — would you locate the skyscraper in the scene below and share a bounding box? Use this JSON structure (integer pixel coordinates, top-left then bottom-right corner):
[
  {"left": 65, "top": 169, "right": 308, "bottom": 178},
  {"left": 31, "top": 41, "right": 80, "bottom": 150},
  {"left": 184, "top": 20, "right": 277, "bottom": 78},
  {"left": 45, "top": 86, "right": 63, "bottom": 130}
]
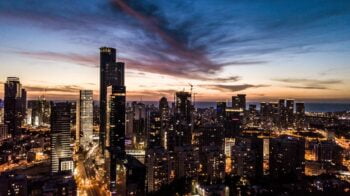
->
[
  {"left": 107, "top": 85, "right": 126, "bottom": 155},
  {"left": 4, "top": 77, "right": 26, "bottom": 136},
  {"left": 28, "top": 97, "right": 51, "bottom": 127},
  {"left": 269, "top": 136, "right": 305, "bottom": 178},
  {"left": 224, "top": 108, "right": 243, "bottom": 137},
  {"left": 148, "top": 111, "right": 162, "bottom": 149},
  {"left": 159, "top": 97, "right": 169, "bottom": 149},
  {"left": 0, "top": 99, "right": 4, "bottom": 124},
  {"left": 101, "top": 48, "right": 127, "bottom": 194},
  {"left": 278, "top": 99, "right": 287, "bottom": 129},
  {"left": 171, "top": 91, "right": 193, "bottom": 148},
  {"left": 100, "top": 47, "right": 117, "bottom": 151},
  {"left": 50, "top": 102, "right": 73, "bottom": 174},
  {"left": 231, "top": 137, "right": 263, "bottom": 179},
  {"left": 216, "top": 101, "right": 226, "bottom": 122},
  {"left": 232, "top": 94, "right": 246, "bottom": 111},
  {"left": 295, "top": 102, "right": 305, "bottom": 129},
  {"left": 146, "top": 147, "right": 170, "bottom": 193},
  {"left": 286, "top": 99, "right": 294, "bottom": 127},
  {"left": 77, "top": 90, "right": 93, "bottom": 150},
  {"left": 199, "top": 145, "right": 225, "bottom": 184}
]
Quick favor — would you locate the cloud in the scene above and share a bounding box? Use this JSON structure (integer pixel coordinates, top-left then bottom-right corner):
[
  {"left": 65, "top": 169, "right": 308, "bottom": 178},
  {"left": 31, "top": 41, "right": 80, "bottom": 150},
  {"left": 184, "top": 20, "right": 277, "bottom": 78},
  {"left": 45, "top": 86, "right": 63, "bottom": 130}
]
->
[
  {"left": 286, "top": 85, "right": 330, "bottom": 90},
  {"left": 126, "top": 89, "right": 177, "bottom": 101},
  {"left": 1, "top": 0, "right": 350, "bottom": 101},
  {"left": 15, "top": 50, "right": 250, "bottom": 82},
  {"left": 206, "top": 76, "right": 241, "bottom": 83},
  {"left": 24, "top": 85, "right": 82, "bottom": 93},
  {"left": 201, "top": 84, "right": 269, "bottom": 92},
  {"left": 15, "top": 51, "right": 98, "bottom": 67},
  {"left": 273, "top": 78, "right": 342, "bottom": 85},
  {"left": 273, "top": 78, "right": 342, "bottom": 90}
]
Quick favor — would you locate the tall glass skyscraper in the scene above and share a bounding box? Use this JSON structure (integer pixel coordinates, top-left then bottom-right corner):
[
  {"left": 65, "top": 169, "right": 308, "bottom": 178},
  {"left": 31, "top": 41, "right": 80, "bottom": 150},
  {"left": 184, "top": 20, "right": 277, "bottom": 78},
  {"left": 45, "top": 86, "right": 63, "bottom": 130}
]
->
[
  {"left": 100, "top": 47, "right": 117, "bottom": 151},
  {"left": 100, "top": 47, "right": 126, "bottom": 194},
  {"left": 50, "top": 102, "right": 73, "bottom": 174},
  {"left": 77, "top": 90, "right": 93, "bottom": 150},
  {"left": 4, "top": 77, "right": 26, "bottom": 136}
]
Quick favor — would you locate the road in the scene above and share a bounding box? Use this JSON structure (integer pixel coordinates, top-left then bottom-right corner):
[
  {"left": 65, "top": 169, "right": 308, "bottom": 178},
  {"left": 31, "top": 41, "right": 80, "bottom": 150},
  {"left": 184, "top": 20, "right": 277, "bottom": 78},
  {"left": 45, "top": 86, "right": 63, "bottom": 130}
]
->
[{"left": 75, "top": 148, "right": 108, "bottom": 196}]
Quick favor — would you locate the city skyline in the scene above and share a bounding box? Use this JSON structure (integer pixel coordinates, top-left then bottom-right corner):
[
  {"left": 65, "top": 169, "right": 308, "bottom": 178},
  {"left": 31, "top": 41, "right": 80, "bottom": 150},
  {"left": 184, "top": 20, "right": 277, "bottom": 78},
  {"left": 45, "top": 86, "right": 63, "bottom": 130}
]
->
[
  {"left": 1, "top": 47, "right": 350, "bottom": 195},
  {"left": 1, "top": 0, "right": 350, "bottom": 102}
]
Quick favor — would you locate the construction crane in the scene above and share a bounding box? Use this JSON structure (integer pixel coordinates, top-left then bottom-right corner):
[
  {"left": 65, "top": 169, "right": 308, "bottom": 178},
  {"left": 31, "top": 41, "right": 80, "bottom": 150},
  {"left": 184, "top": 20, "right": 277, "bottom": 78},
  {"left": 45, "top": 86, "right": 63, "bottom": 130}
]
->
[{"left": 188, "top": 83, "right": 194, "bottom": 104}]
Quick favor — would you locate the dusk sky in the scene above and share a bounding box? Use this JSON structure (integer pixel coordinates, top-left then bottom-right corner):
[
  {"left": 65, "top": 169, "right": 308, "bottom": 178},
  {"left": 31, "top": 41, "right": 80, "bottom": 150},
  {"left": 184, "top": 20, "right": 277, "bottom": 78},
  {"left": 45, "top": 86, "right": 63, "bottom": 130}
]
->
[{"left": 1, "top": 0, "right": 350, "bottom": 102}]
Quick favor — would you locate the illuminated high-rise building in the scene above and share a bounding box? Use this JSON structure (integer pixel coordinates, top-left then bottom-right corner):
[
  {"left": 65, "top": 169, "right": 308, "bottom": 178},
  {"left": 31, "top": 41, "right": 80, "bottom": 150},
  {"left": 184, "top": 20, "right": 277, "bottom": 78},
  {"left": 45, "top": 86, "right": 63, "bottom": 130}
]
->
[
  {"left": 0, "top": 124, "right": 8, "bottom": 141},
  {"left": 197, "top": 123, "right": 225, "bottom": 149},
  {"left": 146, "top": 147, "right": 169, "bottom": 193},
  {"left": 232, "top": 94, "right": 246, "bottom": 111},
  {"left": 199, "top": 145, "right": 225, "bottom": 184},
  {"left": 216, "top": 101, "right": 226, "bottom": 122},
  {"left": 231, "top": 137, "right": 263, "bottom": 179},
  {"left": 224, "top": 108, "right": 243, "bottom": 137},
  {"left": 100, "top": 48, "right": 127, "bottom": 194},
  {"left": 174, "top": 145, "right": 199, "bottom": 179},
  {"left": 269, "top": 136, "right": 305, "bottom": 178},
  {"left": 100, "top": 47, "right": 124, "bottom": 151},
  {"left": 132, "top": 102, "right": 147, "bottom": 148},
  {"left": 170, "top": 92, "right": 193, "bottom": 148},
  {"left": 4, "top": 77, "right": 26, "bottom": 136},
  {"left": 295, "top": 102, "right": 305, "bottom": 129},
  {"left": 286, "top": 99, "right": 294, "bottom": 127},
  {"left": 159, "top": 97, "right": 170, "bottom": 149},
  {"left": 0, "top": 99, "right": 4, "bottom": 124},
  {"left": 159, "top": 97, "right": 169, "bottom": 114},
  {"left": 248, "top": 104, "right": 259, "bottom": 127},
  {"left": 148, "top": 111, "right": 162, "bottom": 149},
  {"left": 278, "top": 99, "right": 287, "bottom": 129},
  {"left": 50, "top": 102, "right": 73, "bottom": 174},
  {"left": 28, "top": 97, "right": 51, "bottom": 127},
  {"left": 77, "top": 90, "right": 93, "bottom": 150}
]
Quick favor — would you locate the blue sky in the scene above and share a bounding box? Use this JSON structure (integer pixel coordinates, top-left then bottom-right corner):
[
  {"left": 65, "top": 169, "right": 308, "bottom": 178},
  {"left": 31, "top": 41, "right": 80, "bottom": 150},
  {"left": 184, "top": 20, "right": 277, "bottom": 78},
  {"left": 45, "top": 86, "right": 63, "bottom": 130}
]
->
[{"left": 0, "top": 0, "right": 350, "bottom": 101}]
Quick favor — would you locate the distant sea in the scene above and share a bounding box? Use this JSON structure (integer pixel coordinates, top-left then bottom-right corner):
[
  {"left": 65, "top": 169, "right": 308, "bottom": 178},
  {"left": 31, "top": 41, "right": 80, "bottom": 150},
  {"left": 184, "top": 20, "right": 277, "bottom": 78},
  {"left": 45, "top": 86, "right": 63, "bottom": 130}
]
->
[{"left": 137, "top": 101, "right": 350, "bottom": 113}]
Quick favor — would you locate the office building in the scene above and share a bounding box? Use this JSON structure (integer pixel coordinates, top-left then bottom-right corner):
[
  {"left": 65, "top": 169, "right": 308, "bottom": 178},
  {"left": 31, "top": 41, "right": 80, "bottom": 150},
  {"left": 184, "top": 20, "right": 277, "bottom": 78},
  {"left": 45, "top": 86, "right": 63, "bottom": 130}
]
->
[
  {"left": 0, "top": 124, "right": 8, "bottom": 141},
  {"left": 50, "top": 102, "right": 73, "bottom": 174},
  {"left": 224, "top": 108, "right": 243, "bottom": 137},
  {"left": 216, "top": 101, "right": 226, "bottom": 122},
  {"left": 100, "top": 47, "right": 124, "bottom": 151},
  {"left": 170, "top": 91, "right": 193, "bottom": 148},
  {"left": 197, "top": 123, "right": 225, "bottom": 149},
  {"left": 100, "top": 48, "right": 126, "bottom": 194},
  {"left": 132, "top": 102, "right": 147, "bottom": 149},
  {"left": 159, "top": 97, "right": 170, "bottom": 149},
  {"left": 125, "top": 108, "right": 134, "bottom": 142},
  {"left": 174, "top": 145, "right": 199, "bottom": 179},
  {"left": 199, "top": 145, "right": 225, "bottom": 184},
  {"left": 105, "top": 84, "right": 126, "bottom": 194},
  {"left": 314, "top": 141, "right": 342, "bottom": 165},
  {"left": 286, "top": 99, "right": 294, "bottom": 127},
  {"left": 148, "top": 111, "right": 162, "bottom": 149},
  {"left": 295, "top": 102, "right": 305, "bottom": 129},
  {"left": 247, "top": 104, "right": 258, "bottom": 128},
  {"left": 125, "top": 155, "right": 146, "bottom": 195},
  {"left": 269, "top": 136, "right": 305, "bottom": 178},
  {"left": 232, "top": 94, "right": 246, "bottom": 111},
  {"left": 231, "top": 137, "right": 264, "bottom": 179},
  {"left": 146, "top": 147, "right": 169, "bottom": 193},
  {"left": 0, "top": 99, "right": 4, "bottom": 124},
  {"left": 28, "top": 97, "right": 51, "bottom": 127},
  {"left": 4, "top": 77, "right": 26, "bottom": 136},
  {"left": 76, "top": 90, "right": 93, "bottom": 150},
  {"left": 278, "top": 99, "right": 287, "bottom": 129}
]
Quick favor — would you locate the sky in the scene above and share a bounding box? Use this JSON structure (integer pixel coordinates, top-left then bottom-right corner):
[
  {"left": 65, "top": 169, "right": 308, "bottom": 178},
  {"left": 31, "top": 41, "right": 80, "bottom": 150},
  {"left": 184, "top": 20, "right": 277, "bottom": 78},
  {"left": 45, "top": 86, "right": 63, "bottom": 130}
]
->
[{"left": 0, "top": 0, "right": 350, "bottom": 102}]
